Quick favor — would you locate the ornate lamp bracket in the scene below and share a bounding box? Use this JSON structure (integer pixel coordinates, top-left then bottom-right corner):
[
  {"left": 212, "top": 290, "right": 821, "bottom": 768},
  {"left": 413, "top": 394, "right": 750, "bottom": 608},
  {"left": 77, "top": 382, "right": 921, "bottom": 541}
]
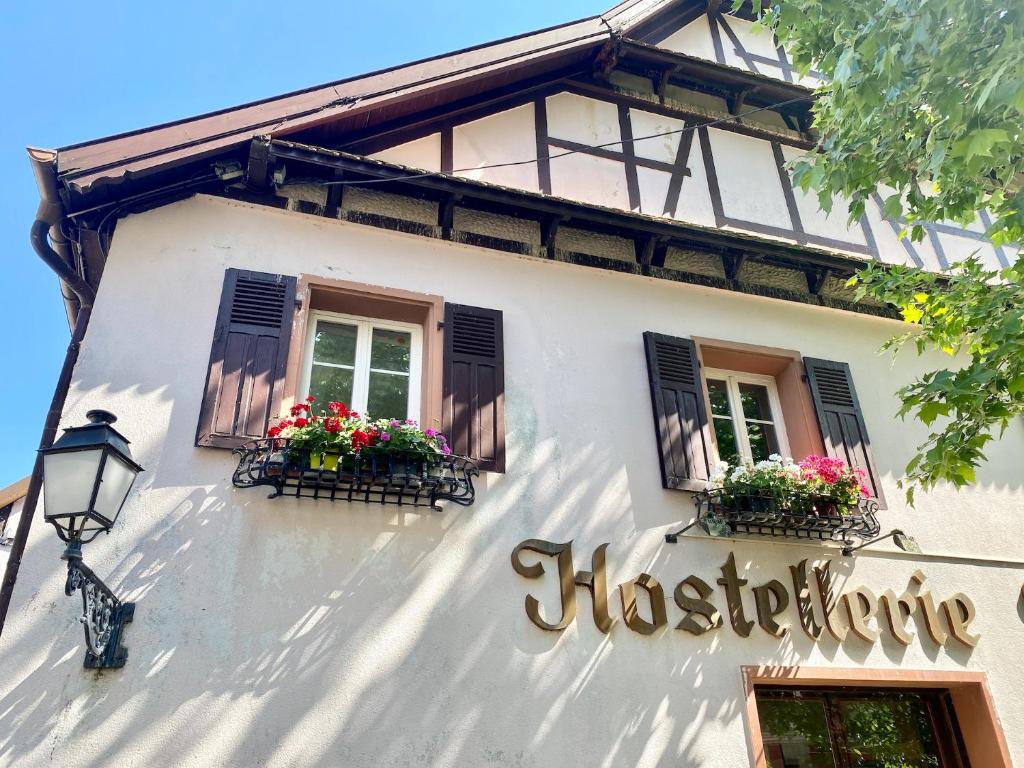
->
[{"left": 62, "top": 542, "right": 134, "bottom": 669}]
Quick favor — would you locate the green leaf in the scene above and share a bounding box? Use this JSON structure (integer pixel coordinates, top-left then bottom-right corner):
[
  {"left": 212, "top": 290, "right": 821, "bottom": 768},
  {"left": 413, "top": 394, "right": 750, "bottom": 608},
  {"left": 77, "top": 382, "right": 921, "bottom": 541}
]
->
[
  {"left": 882, "top": 193, "right": 903, "bottom": 219},
  {"left": 950, "top": 129, "right": 1010, "bottom": 161}
]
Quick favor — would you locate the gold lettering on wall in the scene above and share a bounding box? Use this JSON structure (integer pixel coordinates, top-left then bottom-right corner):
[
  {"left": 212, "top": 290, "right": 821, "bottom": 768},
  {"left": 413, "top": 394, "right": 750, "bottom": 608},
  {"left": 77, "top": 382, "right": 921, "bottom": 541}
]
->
[
  {"left": 790, "top": 560, "right": 824, "bottom": 640},
  {"left": 717, "top": 553, "right": 754, "bottom": 638},
  {"left": 673, "top": 575, "right": 723, "bottom": 635},
  {"left": 752, "top": 580, "right": 790, "bottom": 638},
  {"left": 574, "top": 543, "right": 616, "bottom": 634},
  {"left": 842, "top": 587, "right": 880, "bottom": 643},
  {"left": 813, "top": 562, "right": 849, "bottom": 642},
  {"left": 911, "top": 570, "right": 948, "bottom": 646},
  {"left": 510, "top": 539, "right": 576, "bottom": 631},
  {"left": 942, "top": 593, "right": 980, "bottom": 648},
  {"left": 879, "top": 589, "right": 916, "bottom": 647},
  {"left": 509, "top": 540, "right": 983, "bottom": 650},
  {"left": 619, "top": 574, "right": 668, "bottom": 635}
]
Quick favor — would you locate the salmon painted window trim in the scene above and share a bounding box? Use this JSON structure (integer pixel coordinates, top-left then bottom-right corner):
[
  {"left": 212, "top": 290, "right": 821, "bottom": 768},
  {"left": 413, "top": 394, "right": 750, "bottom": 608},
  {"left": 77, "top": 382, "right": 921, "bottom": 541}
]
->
[
  {"left": 282, "top": 276, "right": 445, "bottom": 434},
  {"left": 644, "top": 333, "right": 884, "bottom": 505},
  {"left": 741, "top": 666, "right": 1013, "bottom": 768}
]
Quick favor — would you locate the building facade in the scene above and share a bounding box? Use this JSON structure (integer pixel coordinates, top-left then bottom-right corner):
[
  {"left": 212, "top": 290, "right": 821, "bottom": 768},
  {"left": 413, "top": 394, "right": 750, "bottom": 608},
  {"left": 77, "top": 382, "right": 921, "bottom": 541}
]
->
[{"left": 4, "top": 2, "right": 1022, "bottom": 766}]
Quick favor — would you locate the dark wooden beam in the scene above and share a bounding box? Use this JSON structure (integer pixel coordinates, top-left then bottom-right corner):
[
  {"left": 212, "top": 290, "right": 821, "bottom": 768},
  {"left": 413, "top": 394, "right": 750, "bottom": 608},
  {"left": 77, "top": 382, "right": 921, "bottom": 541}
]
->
[
  {"left": 268, "top": 140, "right": 873, "bottom": 275},
  {"left": 246, "top": 136, "right": 273, "bottom": 190},
  {"left": 806, "top": 267, "right": 831, "bottom": 295},
  {"left": 440, "top": 194, "right": 461, "bottom": 240},
  {"left": 542, "top": 215, "right": 565, "bottom": 258},
  {"left": 324, "top": 172, "right": 343, "bottom": 219},
  {"left": 723, "top": 252, "right": 748, "bottom": 281}
]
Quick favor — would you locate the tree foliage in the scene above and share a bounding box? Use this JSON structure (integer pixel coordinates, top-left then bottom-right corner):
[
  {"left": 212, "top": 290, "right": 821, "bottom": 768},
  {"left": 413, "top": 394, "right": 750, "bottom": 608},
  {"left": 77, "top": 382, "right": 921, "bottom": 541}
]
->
[{"left": 744, "top": 0, "right": 1024, "bottom": 500}]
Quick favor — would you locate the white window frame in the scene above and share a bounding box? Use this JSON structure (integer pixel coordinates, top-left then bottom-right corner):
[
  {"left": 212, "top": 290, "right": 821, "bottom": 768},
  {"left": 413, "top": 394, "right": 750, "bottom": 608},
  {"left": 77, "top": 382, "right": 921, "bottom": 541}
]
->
[
  {"left": 300, "top": 310, "right": 423, "bottom": 421},
  {"left": 704, "top": 368, "right": 791, "bottom": 464}
]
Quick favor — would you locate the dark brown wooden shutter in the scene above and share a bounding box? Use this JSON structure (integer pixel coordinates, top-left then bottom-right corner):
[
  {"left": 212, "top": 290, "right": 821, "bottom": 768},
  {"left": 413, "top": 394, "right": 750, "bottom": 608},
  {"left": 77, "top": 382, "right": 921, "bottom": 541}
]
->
[
  {"left": 803, "top": 357, "right": 885, "bottom": 505},
  {"left": 195, "top": 269, "right": 297, "bottom": 449},
  {"left": 442, "top": 304, "right": 505, "bottom": 473},
  {"left": 643, "top": 332, "right": 713, "bottom": 491}
]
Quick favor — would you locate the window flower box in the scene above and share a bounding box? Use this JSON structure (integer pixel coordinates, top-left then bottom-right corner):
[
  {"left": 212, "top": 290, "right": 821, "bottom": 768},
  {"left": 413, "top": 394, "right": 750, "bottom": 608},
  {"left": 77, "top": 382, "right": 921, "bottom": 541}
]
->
[
  {"left": 695, "top": 488, "right": 880, "bottom": 542},
  {"left": 233, "top": 439, "right": 477, "bottom": 508},
  {"left": 695, "top": 455, "right": 880, "bottom": 543},
  {"left": 231, "top": 398, "right": 477, "bottom": 509}
]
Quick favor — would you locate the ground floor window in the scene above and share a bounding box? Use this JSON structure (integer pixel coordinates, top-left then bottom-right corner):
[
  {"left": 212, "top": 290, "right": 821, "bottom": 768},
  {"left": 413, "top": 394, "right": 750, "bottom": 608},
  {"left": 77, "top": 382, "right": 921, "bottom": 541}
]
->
[{"left": 755, "top": 687, "right": 967, "bottom": 768}]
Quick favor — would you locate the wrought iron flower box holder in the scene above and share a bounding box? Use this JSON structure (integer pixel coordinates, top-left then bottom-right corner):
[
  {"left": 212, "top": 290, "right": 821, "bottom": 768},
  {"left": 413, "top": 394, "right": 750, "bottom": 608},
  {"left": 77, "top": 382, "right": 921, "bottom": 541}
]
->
[
  {"left": 233, "top": 439, "right": 477, "bottom": 509},
  {"left": 694, "top": 489, "right": 880, "bottom": 545}
]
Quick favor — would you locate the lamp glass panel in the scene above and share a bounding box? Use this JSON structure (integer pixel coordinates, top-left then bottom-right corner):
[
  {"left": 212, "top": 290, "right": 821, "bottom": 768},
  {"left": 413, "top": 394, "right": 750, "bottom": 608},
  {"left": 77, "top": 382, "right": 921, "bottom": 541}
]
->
[
  {"left": 42, "top": 450, "right": 103, "bottom": 521},
  {"left": 93, "top": 453, "right": 138, "bottom": 524}
]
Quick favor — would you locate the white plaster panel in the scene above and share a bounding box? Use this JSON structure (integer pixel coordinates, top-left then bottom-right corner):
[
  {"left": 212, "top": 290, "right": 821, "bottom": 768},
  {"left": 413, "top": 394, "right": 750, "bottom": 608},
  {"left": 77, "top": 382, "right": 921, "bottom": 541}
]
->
[
  {"left": 545, "top": 92, "right": 622, "bottom": 151},
  {"left": 453, "top": 104, "right": 539, "bottom": 192},
  {"left": 628, "top": 109, "right": 684, "bottom": 164},
  {"left": 369, "top": 133, "right": 441, "bottom": 172},
  {"left": 636, "top": 167, "right": 673, "bottom": 217},
  {"left": 3, "top": 196, "right": 1024, "bottom": 768},
  {"left": 933, "top": 230, "right": 1006, "bottom": 271},
  {"left": 779, "top": 145, "right": 867, "bottom": 245},
  {"left": 718, "top": 16, "right": 780, "bottom": 71},
  {"left": 656, "top": 15, "right": 718, "bottom": 62},
  {"left": 670, "top": 134, "right": 717, "bottom": 227},
  {"left": 549, "top": 152, "right": 630, "bottom": 211},
  {"left": 706, "top": 128, "right": 792, "bottom": 228}
]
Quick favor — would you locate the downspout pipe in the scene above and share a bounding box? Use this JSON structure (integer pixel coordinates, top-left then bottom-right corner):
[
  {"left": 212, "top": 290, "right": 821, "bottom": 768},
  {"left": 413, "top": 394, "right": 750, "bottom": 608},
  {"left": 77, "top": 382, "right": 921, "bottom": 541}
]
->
[{"left": 0, "top": 150, "right": 97, "bottom": 637}]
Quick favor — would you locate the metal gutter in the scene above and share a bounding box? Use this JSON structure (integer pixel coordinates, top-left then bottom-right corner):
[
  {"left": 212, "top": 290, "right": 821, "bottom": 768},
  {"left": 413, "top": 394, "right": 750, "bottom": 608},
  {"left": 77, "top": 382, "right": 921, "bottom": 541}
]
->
[{"left": 0, "top": 151, "right": 97, "bottom": 638}]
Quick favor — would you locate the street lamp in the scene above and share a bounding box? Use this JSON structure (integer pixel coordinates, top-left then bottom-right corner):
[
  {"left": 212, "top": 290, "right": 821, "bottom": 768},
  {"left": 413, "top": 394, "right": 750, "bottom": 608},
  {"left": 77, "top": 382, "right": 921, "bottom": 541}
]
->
[{"left": 40, "top": 410, "right": 144, "bottom": 669}]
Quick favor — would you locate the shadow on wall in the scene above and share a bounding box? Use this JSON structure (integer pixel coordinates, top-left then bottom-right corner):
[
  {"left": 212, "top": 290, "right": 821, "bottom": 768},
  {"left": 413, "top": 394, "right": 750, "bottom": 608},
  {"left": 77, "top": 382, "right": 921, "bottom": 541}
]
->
[
  {"left": 0, "top": 351, "right": 1012, "bottom": 767},
  {"left": 0, "top": 417, "right": 741, "bottom": 767}
]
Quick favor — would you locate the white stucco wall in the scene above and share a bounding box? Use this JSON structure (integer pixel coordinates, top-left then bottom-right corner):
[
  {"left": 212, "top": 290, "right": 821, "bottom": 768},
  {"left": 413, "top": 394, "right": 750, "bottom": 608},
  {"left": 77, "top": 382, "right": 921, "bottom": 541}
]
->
[{"left": 1, "top": 196, "right": 1022, "bottom": 767}]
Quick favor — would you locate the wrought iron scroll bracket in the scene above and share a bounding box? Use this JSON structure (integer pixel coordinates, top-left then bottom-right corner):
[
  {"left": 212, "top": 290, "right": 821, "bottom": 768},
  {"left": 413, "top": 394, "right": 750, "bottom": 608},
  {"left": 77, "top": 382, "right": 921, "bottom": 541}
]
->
[{"left": 63, "top": 543, "right": 134, "bottom": 669}]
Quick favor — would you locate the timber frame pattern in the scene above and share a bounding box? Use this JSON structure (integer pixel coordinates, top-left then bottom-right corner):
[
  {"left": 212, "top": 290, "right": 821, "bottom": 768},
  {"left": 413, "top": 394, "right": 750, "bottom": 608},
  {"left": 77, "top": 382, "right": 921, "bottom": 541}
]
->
[{"left": 32, "top": 0, "right": 1003, "bottom": 326}]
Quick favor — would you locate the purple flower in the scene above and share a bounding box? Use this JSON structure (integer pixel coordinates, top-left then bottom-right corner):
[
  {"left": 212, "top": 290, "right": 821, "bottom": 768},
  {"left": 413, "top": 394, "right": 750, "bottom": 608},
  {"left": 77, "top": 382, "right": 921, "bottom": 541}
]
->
[
  {"left": 405, "top": 419, "right": 417, "bottom": 425},
  {"left": 389, "top": 419, "right": 400, "bottom": 428},
  {"left": 380, "top": 432, "right": 391, "bottom": 442},
  {"left": 425, "top": 428, "right": 437, "bottom": 437},
  {"left": 442, "top": 445, "right": 451, "bottom": 455}
]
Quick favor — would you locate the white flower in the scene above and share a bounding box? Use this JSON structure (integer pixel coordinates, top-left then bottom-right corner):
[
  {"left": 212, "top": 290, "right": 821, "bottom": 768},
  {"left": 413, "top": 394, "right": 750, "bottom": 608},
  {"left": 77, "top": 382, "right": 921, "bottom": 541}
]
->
[{"left": 768, "top": 453, "right": 783, "bottom": 463}]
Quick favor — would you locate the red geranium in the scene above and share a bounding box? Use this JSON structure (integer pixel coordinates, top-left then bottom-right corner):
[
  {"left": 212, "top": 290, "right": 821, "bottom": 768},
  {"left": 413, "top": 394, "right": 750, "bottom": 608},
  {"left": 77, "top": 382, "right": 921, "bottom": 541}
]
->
[
  {"left": 306, "top": 396, "right": 316, "bottom": 403},
  {"left": 294, "top": 417, "right": 309, "bottom": 428}
]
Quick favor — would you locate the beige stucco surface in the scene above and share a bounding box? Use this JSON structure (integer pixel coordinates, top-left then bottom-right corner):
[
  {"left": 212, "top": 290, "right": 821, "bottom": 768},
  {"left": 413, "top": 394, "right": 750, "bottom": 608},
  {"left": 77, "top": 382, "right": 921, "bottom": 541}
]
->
[{"left": 1, "top": 195, "right": 1022, "bottom": 767}]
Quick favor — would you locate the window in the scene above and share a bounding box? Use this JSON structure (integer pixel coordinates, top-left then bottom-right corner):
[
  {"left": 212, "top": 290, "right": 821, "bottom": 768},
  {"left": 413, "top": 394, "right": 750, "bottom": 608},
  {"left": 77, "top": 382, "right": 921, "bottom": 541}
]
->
[
  {"left": 755, "top": 687, "right": 967, "bottom": 767},
  {"left": 704, "top": 369, "right": 790, "bottom": 464},
  {"left": 300, "top": 311, "right": 423, "bottom": 421}
]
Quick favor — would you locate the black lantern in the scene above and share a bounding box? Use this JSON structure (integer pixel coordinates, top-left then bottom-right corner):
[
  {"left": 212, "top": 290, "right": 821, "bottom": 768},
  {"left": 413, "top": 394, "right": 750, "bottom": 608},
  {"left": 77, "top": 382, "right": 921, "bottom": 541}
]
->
[
  {"left": 41, "top": 410, "right": 143, "bottom": 544},
  {"left": 39, "top": 410, "right": 144, "bottom": 669}
]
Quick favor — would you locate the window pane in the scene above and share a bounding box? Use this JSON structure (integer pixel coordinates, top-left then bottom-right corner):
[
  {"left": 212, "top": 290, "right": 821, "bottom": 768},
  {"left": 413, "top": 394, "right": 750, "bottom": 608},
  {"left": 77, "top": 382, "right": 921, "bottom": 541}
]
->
[
  {"left": 757, "top": 697, "right": 837, "bottom": 768},
  {"left": 746, "top": 421, "right": 780, "bottom": 462},
  {"left": 838, "top": 696, "right": 942, "bottom": 768},
  {"left": 738, "top": 382, "right": 774, "bottom": 421},
  {"left": 313, "top": 322, "right": 358, "bottom": 366},
  {"left": 707, "top": 379, "right": 731, "bottom": 417},
  {"left": 308, "top": 364, "right": 354, "bottom": 408},
  {"left": 713, "top": 418, "right": 741, "bottom": 464},
  {"left": 371, "top": 328, "right": 411, "bottom": 373},
  {"left": 367, "top": 372, "right": 410, "bottom": 421}
]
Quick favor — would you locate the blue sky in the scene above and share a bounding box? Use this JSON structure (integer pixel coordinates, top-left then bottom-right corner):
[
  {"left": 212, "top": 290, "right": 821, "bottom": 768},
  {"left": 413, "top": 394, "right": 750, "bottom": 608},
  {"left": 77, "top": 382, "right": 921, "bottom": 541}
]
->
[{"left": 0, "top": 0, "right": 599, "bottom": 488}]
